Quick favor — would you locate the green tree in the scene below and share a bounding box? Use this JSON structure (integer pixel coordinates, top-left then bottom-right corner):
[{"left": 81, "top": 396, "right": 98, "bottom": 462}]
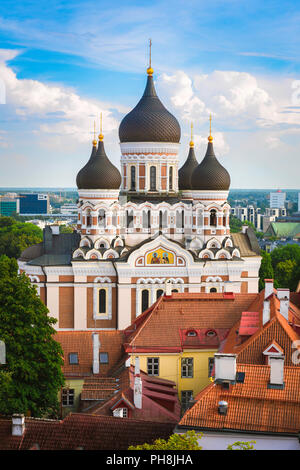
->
[
  {"left": 59, "top": 225, "right": 73, "bottom": 233},
  {"left": 274, "top": 259, "right": 297, "bottom": 289},
  {"left": 128, "top": 431, "right": 203, "bottom": 450},
  {"left": 0, "top": 216, "right": 43, "bottom": 259},
  {"left": 270, "top": 244, "right": 300, "bottom": 290},
  {"left": 0, "top": 255, "right": 64, "bottom": 417},
  {"left": 227, "top": 440, "right": 256, "bottom": 450},
  {"left": 259, "top": 250, "right": 275, "bottom": 291},
  {"left": 229, "top": 215, "right": 243, "bottom": 233}
]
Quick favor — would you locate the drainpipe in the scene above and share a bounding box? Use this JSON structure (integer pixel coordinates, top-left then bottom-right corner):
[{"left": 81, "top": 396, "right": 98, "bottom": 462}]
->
[{"left": 112, "top": 260, "right": 119, "bottom": 330}]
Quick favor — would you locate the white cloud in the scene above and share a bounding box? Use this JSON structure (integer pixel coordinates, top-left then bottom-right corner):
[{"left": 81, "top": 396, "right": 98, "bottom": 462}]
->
[{"left": 0, "top": 50, "right": 124, "bottom": 143}]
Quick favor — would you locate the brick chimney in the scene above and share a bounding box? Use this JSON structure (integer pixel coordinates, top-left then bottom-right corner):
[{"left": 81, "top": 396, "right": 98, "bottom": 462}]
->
[
  {"left": 92, "top": 333, "right": 100, "bottom": 374},
  {"left": 165, "top": 280, "right": 172, "bottom": 296},
  {"left": 214, "top": 353, "right": 237, "bottom": 383},
  {"left": 134, "top": 357, "right": 142, "bottom": 409},
  {"left": 269, "top": 355, "right": 285, "bottom": 389},
  {"left": 12, "top": 414, "right": 25, "bottom": 436},
  {"left": 264, "top": 279, "right": 274, "bottom": 299},
  {"left": 263, "top": 298, "right": 270, "bottom": 325},
  {"left": 277, "top": 288, "right": 290, "bottom": 321}
]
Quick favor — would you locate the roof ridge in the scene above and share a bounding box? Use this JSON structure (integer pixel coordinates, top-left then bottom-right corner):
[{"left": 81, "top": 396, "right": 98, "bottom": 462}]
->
[{"left": 128, "top": 295, "right": 164, "bottom": 346}]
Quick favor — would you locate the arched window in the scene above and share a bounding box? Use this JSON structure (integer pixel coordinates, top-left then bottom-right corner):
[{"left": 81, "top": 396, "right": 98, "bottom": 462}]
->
[
  {"left": 150, "top": 166, "right": 156, "bottom": 191},
  {"left": 126, "top": 210, "right": 133, "bottom": 228},
  {"left": 210, "top": 209, "right": 217, "bottom": 227},
  {"left": 223, "top": 214, "right": 227, "bottom": 227},
  {"left": 112, "top": 211, "right": 118, "bottom": 227},
  {"left": 86, "top": 210, "right": 91, "bottom": 227},
  {"left": 141, "top": 289, "right": 149, "bottom": 313},
  {"left": 169, "top": 167, "right": 173, "bottom": 191},
  {"left": 156, "top": 289, "right": 164, "bottom": 300},
  {"left": 99, "top": 289, "right": 106, "bottom": 313},
  {"left": 130, "top": 166, "right": 136, "bottom": 191},
  {"left": 172, "top": 289, "right": 179, "bottom": 293},
  {"left": 148, "top": 210, "right": 151, "bottom": 228},
  {"left": 210, "top": 288, "right": 217, "bottom": 293},
  {"left": 159, "top": 211, "right": 163, "bottom": 230},
  {"left": 98, "top": 209, "right": 106, "bottom": 227},
  {"left": 197, "top": 210, "right": 203, "bottom": 227}
]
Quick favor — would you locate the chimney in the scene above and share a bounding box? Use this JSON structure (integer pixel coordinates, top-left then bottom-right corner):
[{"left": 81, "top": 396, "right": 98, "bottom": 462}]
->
[
  {"left": 92, "top": 333, "right": 100, "bottom": 374},
  {"left": 263, "top": 299, "right": 270, "bottom": 325},
  {"left": 264, "top": 279, "right": 274, "bottom": 300},
  {"left": 218, "top": 400, "right": 228, "bottom": 415},
  {"left": 165, "top": 280, "right": 172, "bottom": 296},
  {"left": 12, "top": 414, "right": 25, "bottom": 436},
  {"left": 269, "top": 355, "right": 285, "bottom": 389},
  {"left": 214, "top": 353, "right": 237, "bottom": 383},
  {"left": 277, "top": 288, "right": 290, "bottom": 321},
  {"left": 242, "top": 225, "right": 248, "bottom": 234},
  {"left": 134, "top": 357, "right": 142, "bottom": 409}
]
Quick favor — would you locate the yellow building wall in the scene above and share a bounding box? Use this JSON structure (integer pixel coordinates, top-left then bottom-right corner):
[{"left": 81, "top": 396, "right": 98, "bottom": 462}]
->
[
  {"left": 131, "top": 350, "right": 216, "bottom": 400},
  {"left": 59, "top": 378, "right": 84, "bottom": 418}
]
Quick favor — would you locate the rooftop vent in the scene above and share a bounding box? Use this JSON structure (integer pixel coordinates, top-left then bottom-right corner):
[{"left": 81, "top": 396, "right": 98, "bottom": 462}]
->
[
  {"left": 214, "top": 353, "right": 237, "bottom": 384},
  {"left": 12, "top": 414, "right": 25, "bottom": 436}
]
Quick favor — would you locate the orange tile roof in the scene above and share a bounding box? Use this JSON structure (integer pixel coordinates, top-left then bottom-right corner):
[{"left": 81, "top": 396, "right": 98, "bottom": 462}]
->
[
  {"left": 222, "top": 293, "right": 300, "bottom": 365},
  {"left": 53, "top": 330, "right": 125, "bottom": 377},
  {"left": 125, "top": 293, "right": 258, "bottom": 351},
  {"left": 179, "top": 363, "right": 300, "bottom": 434}
]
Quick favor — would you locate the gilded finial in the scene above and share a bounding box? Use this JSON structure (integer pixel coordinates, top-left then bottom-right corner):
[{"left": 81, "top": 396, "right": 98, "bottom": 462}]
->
[
  {"left": 190, "top": 122, "right": 194, "bottom": 148},
  {"left": 147, "top": 38, "right": 154, "bottom": 76},
  {"left": 93, "top": 120, "right": 97, "bottom": 146},
  {"left": 98, "top": 113, "right": 104, "bottom": 141},
  {"left": 208, "top": 114, "right": 213, "bottom": 142}
]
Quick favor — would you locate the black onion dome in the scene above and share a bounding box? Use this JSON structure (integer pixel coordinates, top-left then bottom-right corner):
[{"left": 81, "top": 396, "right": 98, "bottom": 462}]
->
[
  {"left": 191, "top": 141, "right": 230, "bottom": 191},
  {"left": 119, "top": 74, "right": 181, "bottom": 143},
  {"left": 178, "top": 146, "right": 198, "bottom": 190},
  {"left": 76, "top": 140, "right": 121, "bottom": 190}
]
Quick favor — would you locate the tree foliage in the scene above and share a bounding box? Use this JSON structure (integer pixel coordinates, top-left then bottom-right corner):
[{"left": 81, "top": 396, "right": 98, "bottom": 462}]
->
[
  {"left": 0, "top": 255, "right": 64, "bottom": 417},
  {"left": 227, "top": 440, "right": 256, "bottom": 450},
  {"left": 259, "top": 250, "right": 275, "bottom": 291},
  {"left": 128, "top": 431, "right": 203, "bottom": 450},
  {"left": 0, "top": 216, "right": 43, "bottom": 259},
  {"left": 269, "top": 244, "right": 300, "bottom": 291}
]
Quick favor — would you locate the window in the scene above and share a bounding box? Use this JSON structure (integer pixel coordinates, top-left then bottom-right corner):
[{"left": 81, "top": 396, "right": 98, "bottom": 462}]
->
[
  {"left": 130, "top": 166, "right": 136, "bottom": 191},
  {"left": 181, "top": 391, "right": 193, "bottom": 413},
  {"left": 113, "top": 407, "right": 128, "bottom": 418},
  {"left": 69, "top": 353, "right": 78, "bottom": 365},
  {"left": 156, "top": 289, "right": 164, "bottom": 300},
  {"left": 150, "top": 166, "right": 156, "bottom": 191},
  {"left": 187, "top": 330, "right": 197, "bottom": 337},
  {"left": 126, "top": 210, "right": 134, "bottom": 228},
  {"left": 172, "top": 289, "right": 179, "bottom": 293},
  {"left": 210, "top": 288, "right": 217, "bottom": 293},
  {"left": 147, "top": 357, "right": 159, "bottom": 376},
  {"left": 181, "top": 358, "right": 193, "bottom": 378},
  {"left": 62, "top": 388, "right": 75, "bottom": 407},
  {"left": 208, "top": 357, "right": 214, "bottom": 377},
  {"left": 210, "top": 209, "right": 217, "bottom": 227},
  {"left": 206, "top": 330, "right": 216, "bottom": 337},
  {"left": 86, "top": 210, "right": 91, "bottom": 227},
  {"left": 141, "top": 289, "right": 149, "bottom": 313},
  {"left": 99, "top": 289, "right": 107, "bottom": 314},
  {"left": 98, "top": 209, "right": 105, "bottom": 227},
  {"left": 169, "top": 167, "right": 173, "bottom": 190},
  {"left": 100, "top": 352, "right": 109, "bottom": 364}
]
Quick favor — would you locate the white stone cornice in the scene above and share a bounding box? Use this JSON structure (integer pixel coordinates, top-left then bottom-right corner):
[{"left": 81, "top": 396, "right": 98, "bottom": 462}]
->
[
  {"left": 120, "top": 142, "right": 180, "bottom": 154},
  {"left": 78, "top": 189, "right": 120, "bottom": 199},
  {"left": 182, "top": 190, "right": 229, "bottom": 201}
]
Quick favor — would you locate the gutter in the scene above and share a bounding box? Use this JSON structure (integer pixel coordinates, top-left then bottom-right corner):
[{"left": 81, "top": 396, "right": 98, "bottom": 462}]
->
[{"left": 175, "top": 424, "right": 300, "bottom": 438}]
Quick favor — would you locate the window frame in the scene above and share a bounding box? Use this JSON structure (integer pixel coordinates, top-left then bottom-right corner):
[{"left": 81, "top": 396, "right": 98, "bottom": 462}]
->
[
  {"left": 99, "top": 352, "right": 109, "bottom": 364},
  {"left": 68, "top": 352, "right": 79, "bottom": 365},
  {"left": 62, "top": 388, "right": 75, "bottom": 407},
  {"left": 181, "top": 357, "right": 194, "bottom": 378},
  {"left": 147, "top": 357, "right": 159, "bottom": 376}
]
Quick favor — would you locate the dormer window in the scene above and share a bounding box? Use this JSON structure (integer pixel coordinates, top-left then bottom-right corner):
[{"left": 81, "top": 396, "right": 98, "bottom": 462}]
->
[
  {"left": 187, "top": 330, "right": 197, "bottom": 337},
  {"left": 206, "top": 330, "right": 216, "bottom": 338},
  {"left": 69, "top": 353, "right": 79, "bottom": 365}
]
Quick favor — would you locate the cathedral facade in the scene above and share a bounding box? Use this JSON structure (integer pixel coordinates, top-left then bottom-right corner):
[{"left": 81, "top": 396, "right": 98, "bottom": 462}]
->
[{"left": 19, "top": 64, "right": 261, "bottom": 331}]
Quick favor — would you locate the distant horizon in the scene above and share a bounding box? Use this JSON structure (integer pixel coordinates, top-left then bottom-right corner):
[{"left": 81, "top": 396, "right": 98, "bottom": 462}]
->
[{"left": 1, "top": 187, "right": 300, "bottom": 192}]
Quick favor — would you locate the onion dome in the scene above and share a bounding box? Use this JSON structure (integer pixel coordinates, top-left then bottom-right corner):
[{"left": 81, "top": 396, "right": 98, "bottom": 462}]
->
[
  {"left": 76, "top": 133, "right": 121, "bottom": 190},
  {"left": 119, "top": 67, "right": 181, "bottom": 143},
  {"left": 178, "top": 124, "right": 198, "bottom": 190},
  {"left": 191, "top": 135, "right": 230, "bottom": 191}
]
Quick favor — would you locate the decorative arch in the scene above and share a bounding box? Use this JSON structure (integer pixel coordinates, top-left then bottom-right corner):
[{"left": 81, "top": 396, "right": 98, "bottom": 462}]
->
[
  {"left": 86, "top": 249, "right": 102, "bottom": 260},
  {"left": 206, "top": 238, "right": 222, "bottom": 249},
  {"left": 80, "top": 237, "right": 92, "bottom": 248},
  {"left": 73, "top": 248, "right": 85, "bottom": 259},
  {"left": 190, "top": 237, "right": 203, "bottom": 250},
  {"left": 215, "top": 249, "right": 231, "bottom": 260},
  {"left": 232, "top": 248, "right": 241, "bottom": 258},
  {"left": 199, "top": 249, "right": 214, "bottom": 259},
  {"left": 94, "top": 238, "right": 110, "bottom": 249},
  {"left": 103, "top": 249, "right": 119, "bottom": 259}
]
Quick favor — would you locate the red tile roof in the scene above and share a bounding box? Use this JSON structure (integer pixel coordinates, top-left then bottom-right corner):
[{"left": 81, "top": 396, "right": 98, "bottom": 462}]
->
[
  {"left": 125, "top": 293, "right": 258, "bottom": 351},
  {"left": 53, "top": 330, "right": 125, "bottom": 377},
  {"left": 0, "top": 414, "right": 175, "bottom": 450},
  {"left": 179, "top": 363, "right": 300, "bottom": 435}
]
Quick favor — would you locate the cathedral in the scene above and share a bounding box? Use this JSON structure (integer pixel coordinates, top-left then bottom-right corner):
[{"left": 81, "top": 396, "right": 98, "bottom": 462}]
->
[{"left": 19, "top": 60, "right": 261, "bottom": 331}]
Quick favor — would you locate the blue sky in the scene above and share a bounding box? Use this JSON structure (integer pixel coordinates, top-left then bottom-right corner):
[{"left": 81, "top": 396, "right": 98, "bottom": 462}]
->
[{"left": 0, "top": 0, "right": 300, "bottom": 188}]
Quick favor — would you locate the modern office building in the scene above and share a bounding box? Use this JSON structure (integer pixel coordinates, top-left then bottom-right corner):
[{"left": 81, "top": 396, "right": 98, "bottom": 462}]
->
[
  {"left": 0, "top": 198, "right": 19, "bottom": 216},
  {"left": 19, "top": 193, "right": 49, "bottom": 215},
  {"left": 270, "top": 190, "right": 286, "bottom": 209}
]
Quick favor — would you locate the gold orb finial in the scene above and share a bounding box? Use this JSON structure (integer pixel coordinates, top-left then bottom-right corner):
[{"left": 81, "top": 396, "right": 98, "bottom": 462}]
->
[
  {"left": 98, "top": 113, "right": 104, "bottom": 141},
  {"left": 208, "top": 114, "right": 213, "bottom": 142},
  {"left": 147, "top": 39, "right": 154, "bottom": 76},
  {"left": 189, "top": 122, "right": 194, "bottom": 147}
]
